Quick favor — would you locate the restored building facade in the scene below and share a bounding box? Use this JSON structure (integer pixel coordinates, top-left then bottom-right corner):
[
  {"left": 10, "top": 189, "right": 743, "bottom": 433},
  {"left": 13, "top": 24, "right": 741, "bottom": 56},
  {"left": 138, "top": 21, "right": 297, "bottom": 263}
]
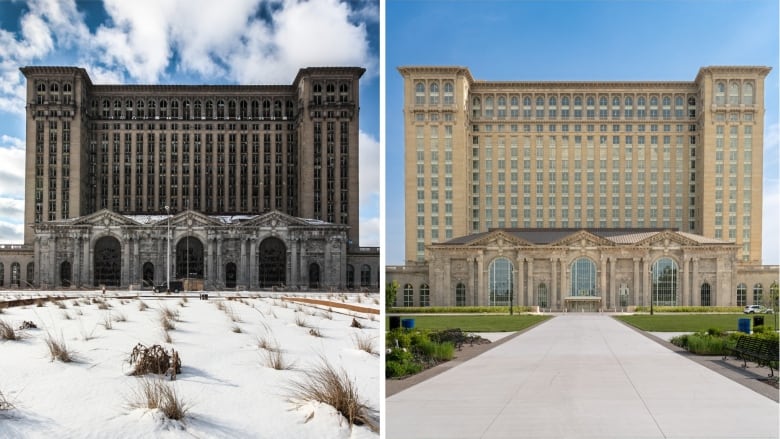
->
[
  {"left": 387, "top": 229, "right": 778, "bottom": 311},
  {"left": 389, "top": 65, "right": 777, "bottom": 308},
  {"left": 0, "top": 66, "right": 379, "bottom": 290}
]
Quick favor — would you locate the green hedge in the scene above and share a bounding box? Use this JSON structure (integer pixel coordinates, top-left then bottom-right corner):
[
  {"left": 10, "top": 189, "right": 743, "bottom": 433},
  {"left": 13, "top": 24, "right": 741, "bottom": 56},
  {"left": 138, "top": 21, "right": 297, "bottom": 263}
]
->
[
  {"left": 389, "top": 306, "right": 536, "bottom": 314},
  {"left": 633, "top": 306, "right": 743, "bottom": 313}
]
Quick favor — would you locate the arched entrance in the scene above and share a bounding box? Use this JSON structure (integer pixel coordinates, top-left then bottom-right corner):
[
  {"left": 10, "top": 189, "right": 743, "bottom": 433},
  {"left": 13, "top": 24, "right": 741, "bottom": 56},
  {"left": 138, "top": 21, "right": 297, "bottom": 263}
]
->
[
  {"left": 225, "top": 262, "right": 237, "bottom": 288},
  {"left": 700, "top": 282, "right": 711, "bottom": 306},
  {"left": 565, "top": 257, "right": 600, "bottom": 312},
  {"left": 94, "top": 236, "right": 121, "bottom": 286},
  {"left": 176, "top": 237, "right": 204, "bottom": 278},
  {"left": 259, "top": 237, "right": 286, "bottom": 287},
  {"left": 60, "top": 261, "right": 72, "bottom": 287},
  {"left": 488, "top": 257, "right": 513, "bottom": 306},
  {"left": 309, "top": 263, "right": 320, "bottom": 289},
  {"left": 142, "top": 262, "right": 154, "bottom": 287},
  {"left": 346, "top": 264, "right": 355, "bottom": 288},
  {"left": 652, "top": 258, "right": 679, "bottom": 306}
]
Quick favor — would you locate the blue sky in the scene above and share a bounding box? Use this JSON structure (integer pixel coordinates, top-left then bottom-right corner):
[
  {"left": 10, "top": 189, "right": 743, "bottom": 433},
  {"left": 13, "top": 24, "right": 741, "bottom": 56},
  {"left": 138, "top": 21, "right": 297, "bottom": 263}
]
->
[
  {"left": 385, "top": 0, "right": 780, "bottom": 265},
  {"left": 0, "top": 0, "right": 379, "bottom": 246}
]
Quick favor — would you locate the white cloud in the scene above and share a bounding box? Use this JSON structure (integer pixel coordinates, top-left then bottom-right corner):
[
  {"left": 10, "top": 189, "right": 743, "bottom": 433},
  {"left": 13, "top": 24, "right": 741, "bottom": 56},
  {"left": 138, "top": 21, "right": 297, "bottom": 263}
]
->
[
  {"left": 762, "top": 122, "right": 779, "bottom": 265},
  {"left": 359, "top": 130, "right": 379, "bottom": 206},
  {"left": 360, "top": 216, "right": 379, "bottom": 247}
]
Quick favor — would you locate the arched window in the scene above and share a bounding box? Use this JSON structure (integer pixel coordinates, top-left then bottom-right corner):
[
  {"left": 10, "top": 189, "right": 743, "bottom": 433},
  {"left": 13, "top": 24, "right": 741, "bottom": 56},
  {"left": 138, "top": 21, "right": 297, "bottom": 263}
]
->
[
  {"left": 443, "top": 81, "right": 454, "bottom": 105},
  {"left": 510, "top": 96, "right": 519, "bottom": 107},
  {"left": 484, "top": 96, "right": 494, "bottom": 117},
  {"left": 535, "top": 96, "right": 544, "bottom": 107},
  {"left": 662, "top": 96, "right": 671, "bottom": 106},
  {"left": 688, "top": 96, "right": 696, "bottom": 106},
  {"left": 142, "top": 262, "right": 154, "bottom": 287},
  {"left": 599, "top": 96, "right": 607, "bottom": 106},
  {"left": 624, "top": 96, "right": 633, "bottom": 106},
  {"left": 488, "top": 257, "right": 513, "bottom": 306},
  {"left": 309, "top": 263, "right": 320, "bottom": 288},
  {"left": 612, "top": 96, "right": 620, "bottom": 107},
  {"left": 176, "top": 237, "right": 204, "bottom": 278},
  {"left": 753, "top": 283, "right": 763, "bottom": 305},
  {"left": 700, "top": 282, "right": 711, "bottom": 306},
  {"left": 652, "top": 258, "right": 678, "bottom": 306},
  {"left": 574, "top": 96, "right": 582, "bottom": 106},
  {"left": 346, "top": 264, "right": 355, "bottom": 288},
  {"left": 60, "top": 261, "right": 72, "bottom": 287},
  {"left": 37, "top": 83, "right": 46, "bottom": 92},
  {"left": 455, "top": 283, "right": 466, "bottom": 306},
  {"left": 549, "top": 96, "right": 557, "bottom": 106},
  {"left": 429, "top": 82, "right": 439, "bottom": 105},
  {"left": 561, "top": 96, "right": 570, "bottom": 106},
  {"left": 361, "top": 264, "right": 371, "bottom": 287},
  {"left": 736, "top": 283, "right": 747, "bottom": 306},
  {"left": 415, "top": 82, "right": 425, "bottom": 105},
  {"left": 523, "top": 96, "right": 531, "bottom": 106},
  {"left": 420, "top": 284, "right": 430, "bottom": 307},
  {"left": 729, "top": 82, "right": 739, "bottom": 105},
  {"left": 742, "top": 82, "right": 753, "bottom": 105},
  {"left": 570, "top": 258, "right": 596, "bottom": 296},
  {"left": 715, "top": 82, "right": 725, "bottom": 105},
  {"left": 403, "top": 284, "right": 414, "bottom": 307},
  {"left": 586, "top": 96, "right": 595, "bottom": 106},
  {"left": 537, "top": 282, "right": 548, "bottom": 308},
  {"left": 10, "top": 262, "right": 20, "bottom": 287},
  {"left": 225, "top": 262, "right": 237, "bottom": 288},
  {"left": 674, "top": 96, "right": 683, "bottom": 106},
  {"left": 258, "top": 237, "right": 286, "bottom": 287},
  {"left": 94, "top": 236, "right": 121, "bottom": 286},
  {"left": 650, "top": 96, "right": 658, "bottom": 106},
  {"left": 25, "top": 262, "right": 34, "bottom": 286},
  {"left": 638, "top": 96, "right": 646, "bottom": 106}
]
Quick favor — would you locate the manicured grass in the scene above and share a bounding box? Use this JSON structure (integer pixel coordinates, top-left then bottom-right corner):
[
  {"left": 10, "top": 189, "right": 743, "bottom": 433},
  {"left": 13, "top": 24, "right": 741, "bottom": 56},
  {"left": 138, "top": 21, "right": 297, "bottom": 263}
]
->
[
  {"left": 389, "top": 306, "right": 535, "bottom": 314},
  {"left": 615, "top": 314, "right": 777, "bottom": 332},
  {"left": 390, "top": 315, "right": 550, "bottom": 332}
]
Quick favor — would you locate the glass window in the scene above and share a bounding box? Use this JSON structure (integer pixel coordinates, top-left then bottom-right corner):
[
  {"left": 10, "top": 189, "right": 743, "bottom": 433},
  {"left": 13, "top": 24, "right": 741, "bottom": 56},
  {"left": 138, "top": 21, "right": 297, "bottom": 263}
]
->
[
  {"left": 753, "top": 283, "right": 763, "bottom": 305},
  {"left": 489, "top": 257, "right": 513, "bottom": 306},
  {"left": 403, "top": 284, "right": 414, "bottom": 306},
  {"left": 700, "top": 282, "right": 711, "bottom": 306},
  {"left": 456, "top": 283, "right": 466, "bottom": 306},
  {"left": 420, "top": 284, "right": 430, "bottom": 307},
  {"left": 736, "top": 283, "right": 747, "bottom": 306},
  {"left": 570, "top": 258, "right": 596, "bottom": 296},
  {"left": 652, "top": 258, "right": 678, "bottom": 306},
  {"left": 537, "top": 282, "right": 548, "bottom": 308}
]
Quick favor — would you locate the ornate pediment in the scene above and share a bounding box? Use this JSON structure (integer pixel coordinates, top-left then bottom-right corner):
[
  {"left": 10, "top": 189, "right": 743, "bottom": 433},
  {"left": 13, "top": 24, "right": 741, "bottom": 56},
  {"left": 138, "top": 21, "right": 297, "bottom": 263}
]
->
[
  {"left": 464, "top": 230, "right": 533, "bottom": 248},
  {"left": 168, "top": 210, "right": 221, "bottom": 228},
  {"left": 71, "top": 209, "right": 140, "bottom": 227},
  {"left": 552, "top": 230, "right": 613, "bottom": 247},
  {"left": 635, "top": 230, "right": 698, "bottom": 247},
  {"left": 242, "top": 210, "right": 310, "bottom": 228}
]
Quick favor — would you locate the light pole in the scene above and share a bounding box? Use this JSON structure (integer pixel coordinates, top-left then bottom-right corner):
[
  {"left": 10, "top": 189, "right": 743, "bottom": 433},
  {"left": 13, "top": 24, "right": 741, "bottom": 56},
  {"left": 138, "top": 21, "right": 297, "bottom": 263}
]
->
[{"left": 165, "top": 205, "right": 171, "bottom": 293}]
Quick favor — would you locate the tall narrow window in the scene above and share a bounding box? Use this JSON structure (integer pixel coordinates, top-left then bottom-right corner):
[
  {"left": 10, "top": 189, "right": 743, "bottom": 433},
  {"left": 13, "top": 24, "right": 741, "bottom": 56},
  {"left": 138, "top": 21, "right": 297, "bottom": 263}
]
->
[
  {"left": 652, "top": 258, "right": 678, "bottom": 306},
  {"left": 420, "top": 284, "right": 430, "bottom": 307},
  {"left": 455, "top": 282, "right": 466, "bottom": 306},
  {"left": 489, "top": 257, "right": 513, "bottom": 306}
]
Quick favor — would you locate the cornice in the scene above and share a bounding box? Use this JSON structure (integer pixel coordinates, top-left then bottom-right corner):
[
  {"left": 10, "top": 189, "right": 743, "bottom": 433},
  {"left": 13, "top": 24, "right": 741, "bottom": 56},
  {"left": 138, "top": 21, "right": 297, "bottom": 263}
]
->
[
  {"left": 397, "top": 66, "right": 474, "bottom": 83},
  {"left": 695, "top": 66, "right": 772, "bottom": 83}
]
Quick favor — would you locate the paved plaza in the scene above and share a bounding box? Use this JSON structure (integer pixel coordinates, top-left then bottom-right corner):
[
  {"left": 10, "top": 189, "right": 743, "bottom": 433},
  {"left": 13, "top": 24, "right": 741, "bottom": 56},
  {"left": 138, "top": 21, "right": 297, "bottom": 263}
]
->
[{"left": 386, "top": 314, "right": 779, "bottom": 439}]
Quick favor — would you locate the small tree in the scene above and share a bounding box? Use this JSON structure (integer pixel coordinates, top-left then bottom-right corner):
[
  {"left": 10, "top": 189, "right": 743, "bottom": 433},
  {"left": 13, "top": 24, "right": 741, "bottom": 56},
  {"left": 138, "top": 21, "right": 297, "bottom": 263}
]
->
[{"left": 385, "top": 280, "right": 398, "bottom": 310}]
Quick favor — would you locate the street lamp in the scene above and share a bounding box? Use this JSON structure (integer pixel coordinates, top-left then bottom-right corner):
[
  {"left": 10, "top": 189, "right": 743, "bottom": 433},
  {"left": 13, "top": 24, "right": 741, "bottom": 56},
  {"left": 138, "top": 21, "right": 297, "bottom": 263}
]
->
[{"left": 165, "top": 205, "right": 171, "bottom": 293}]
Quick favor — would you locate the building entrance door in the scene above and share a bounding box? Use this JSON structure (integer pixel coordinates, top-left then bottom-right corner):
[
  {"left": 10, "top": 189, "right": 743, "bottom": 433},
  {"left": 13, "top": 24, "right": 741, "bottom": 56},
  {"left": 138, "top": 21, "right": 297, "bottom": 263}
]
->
[{"left": 564, "top": 297, "right": 602, "bottom": 312}]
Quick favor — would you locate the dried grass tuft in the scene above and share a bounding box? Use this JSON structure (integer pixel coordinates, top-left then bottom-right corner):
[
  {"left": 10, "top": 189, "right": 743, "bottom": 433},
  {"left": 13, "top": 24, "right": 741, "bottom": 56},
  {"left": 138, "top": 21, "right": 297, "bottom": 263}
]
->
[
  {"left": 350, "top": 318, "right": 363, "bottom": 329},
  {"left": 0, "top": 389, "right": 14, "bottom": 411},
  {"left": 308, "top": 327, "right": 323, "bottom": 337},
  {"left": 288, "top": 355, "right": 377, "bottom": 432},
  {"left": 127, "top": 378, "right": 189, "bottom": 420},
  {"left": 0, "top": 320, "right": 17, "bottom": 340},
  {"left": 128, "top": 343, "right": 181, "bottom": 376},
  {"left": 45, "top": 333, "right": 74, "bottom": 362},
  {"left": 138, "top": 301, "right": 149, "bottom": 311},
  {"left": 352, "top": 333, "right": 377, "bottom": 356},
  {"left": 263, "top": 349, "right": 294, "bottom": 370},
  {"left": 294, "top": 312, "right": 308, "bottom": 328}
]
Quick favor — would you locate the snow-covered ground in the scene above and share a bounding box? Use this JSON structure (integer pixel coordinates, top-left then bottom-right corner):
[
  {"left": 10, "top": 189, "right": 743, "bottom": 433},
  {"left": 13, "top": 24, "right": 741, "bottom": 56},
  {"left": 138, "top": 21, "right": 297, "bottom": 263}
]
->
[{"left": 0, "top": 291, "right": 380, "bottom": 438}]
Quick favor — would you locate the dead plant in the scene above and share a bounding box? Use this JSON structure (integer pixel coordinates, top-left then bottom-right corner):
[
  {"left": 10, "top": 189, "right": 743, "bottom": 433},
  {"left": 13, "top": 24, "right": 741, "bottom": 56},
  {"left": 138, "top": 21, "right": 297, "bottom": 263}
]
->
[
  {"left": 128, "top": 343, "right": 182, "bottom": 376},
  {"left": 45, "top": 333, "right": 74, "bottom": 362},
  {"left": 0, "top": 320, "right": 17, "bottom": 340},
  {"left": 308, "top": 327, "right": 323, "bottom": 337},
  {"left": 138, "top": 301, "right": 149, "bottom": 311},
  {"left": 294, "top": 312, "right": 308, "bottom": 328},
  {"left": 288, "top": 355, "right": 377, "bottom": 432},
  {"left": 127, "top": 378, "right": 189, "bottom": 420},
  {"left": 352, "top": 333, "right": 377, "bottom": 356},
  {"left": 263, "top": 349, "right": 294, "bottom": 370},
  {"left": 350, "top": 318, "right": 363, "bottom": 329},
  {"left": 0, "top": 389, "right": 14, "bottom": 411}
]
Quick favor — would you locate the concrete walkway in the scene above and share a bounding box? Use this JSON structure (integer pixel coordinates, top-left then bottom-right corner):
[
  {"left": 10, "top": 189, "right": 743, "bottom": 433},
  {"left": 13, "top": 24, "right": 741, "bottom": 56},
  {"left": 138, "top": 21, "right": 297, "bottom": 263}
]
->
[{"left": 386, "top": 314, "right": 779, "bottom": 439}]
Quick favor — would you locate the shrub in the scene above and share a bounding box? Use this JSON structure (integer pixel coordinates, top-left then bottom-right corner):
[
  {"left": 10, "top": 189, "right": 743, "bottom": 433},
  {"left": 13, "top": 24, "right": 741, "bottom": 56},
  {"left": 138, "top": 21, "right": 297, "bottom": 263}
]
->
[
  {"left": 0, "top": 320, "right": 17, "bottom": 340},
  {"left": 232, "top": 325, "right": 242, "bottom": 333},
  {"left": 308, "top": 327, "right": 322, "bottom": 337},
  {"left": 17, "top": 320, "right": 37, "bottom": 330},
  {"left": 138, "top": 301, "right": 149, "bottom": 311},
  {"left": 294, "top": 313, "right": 308, "bottom": 328},
  {"left": 160, "top": 306, "right": 180, "bottom": 321},
  {"left": 263, "top": 349, "right": 293, "bottom": 370},
  {"left": 128, "top": 343, "right": 182, "bottom": 376},
  {"left": 160, "top": 314, "right": 175, "bottom": 331},
  {"left": 289, "top": 356, "right": 378, "bottom": 432},
  {"left": 350, "top": 318, "right": 363, "bottom": 329},
  {"left": 128, "top": 378, "right": 189, "bottom": 420},
  {"left": 113, "top": 311, "right": 127, "bottom": 322},
  {"left": 45, "top": 333, "right": 74, "bottom": 362}
]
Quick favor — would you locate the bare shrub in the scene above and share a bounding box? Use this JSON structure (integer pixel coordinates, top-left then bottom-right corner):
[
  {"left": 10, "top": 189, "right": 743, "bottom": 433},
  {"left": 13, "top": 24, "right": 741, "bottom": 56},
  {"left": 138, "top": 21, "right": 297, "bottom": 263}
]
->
[
  {"left": 57, "top": 301, "right": 67, "bottom": 309},
  {"left": 257, "top": 333, "right": 278, "bottom": 352},
  {"left": 215, "top": 301, "right": 226, "bottom": 311},
  {"left": 223, "top": 304, "right": 241, "bottom": 323},
  {"left": 263, "top": 349, "right": 294, "bottom": 370},
  {"left": 0, "top": 320, "right": 17, "bottom": 340},
  {"left": 113, "top": 311, "right": 127, "bottom": 322},
  {"left": 97, "top": 301, "right": 110, "bottom": 310},
  {"left": 138, "top": 301, "right": 149, "bottom": 311},
  {"left": 79, "top": 321, "right": 96, "bottom": 341},
  {"left": 17, "top": 321, "right": 37, "bottom": 330},
  {"left": 288, "top": 356, "right": 377, "bottom": 432},
  {"left": 72, "top": 300, "right": 80, "bottom": 307},
  {"left": 102, "top": 313, "right": 113, "bottom": 330},
  {"left": 128, "top": 378, "right": 189, "bottom": 420},
  {"left": 294, "top": 312, "right": 308, "bottom": 328},
  {"left": 74, "top": 308, "right": 83, "bottom": 316},
  {"left": 308, "top": 327, "right": 323, "bottom": 337},
  {"left": 162, "top": 329, "right": 172, "bottom": 344},
  {"left": 350, "top": 318, "right": 363, "bottom": 329},
  {"left": 35, "top": 298, "right": 44, "bottom": 307},
  {"left": 160, "top": 314, "right": 175, "bottom": 331},
  {"left": 160, "top": 306, "right": 179, "bottom": 321},
  {"left": 232, "top": 325, "right": 242, "bottom": 333},
  {"left": 352, "top": 333, "right": 377, "bottom": 356},
  {"left": 128, "top": 343, "right": 182, "bottom": 376},
  {"left": 45, "top": 333, "right": 74, "bottom": 362}
]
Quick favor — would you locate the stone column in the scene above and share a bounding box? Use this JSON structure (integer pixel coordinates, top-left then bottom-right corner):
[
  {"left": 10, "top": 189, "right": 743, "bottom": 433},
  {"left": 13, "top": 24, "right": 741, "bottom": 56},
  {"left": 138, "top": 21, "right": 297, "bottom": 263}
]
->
[
  {"left": 633, "top": 258, "right": 640, "bottom": 307},
  {"left": 517, "top": 255, "right": 525, "bottom": 306},
  {"left": 239, "top": 238, "right": 248, "bottom": 286},
  {"left": 290, "top": 237, "right": 298, "bottom": 288},
  {"left": 249, "top": 239, "right": 257, "bottom": 289},
  {"left": 550, "top": 258, "right": 557, "bottom": 309},
  {"left": 73, "top": 236, "right": 80, "bottom": 287},
  {"left": 206, "top": 237, "right": 213, "bottom": 286},
  {"left": 467, "top": 257, "right": 475, "bottom": 306},
  {"left": 476, "top": 252, "right": 484, "bottom": 306},
  {"left": 50, "top": 235, "right": 57, "bottom": 287},
  {"left": 609, "top": 257, "right": 616, "bottom": 310},
  {"left": 692, "top": 258, "right": 700, "bottom": 306},
  {"left": 681, "top": 256, "right": 689, "bottom": 306},
  {"left": 133, "top": 236, "right": 140, "bottom": 286},
  {"left": 324, "top": 238, "right": 331, "bottom": 288},
  {"left": 526, "top": 258, "right": 534, "bottom": 308},
  {"left": 642, "top": 258, "right": 650, "bottom": 308},
  {"left": 215, "top": 238, "right": 222, "bottom": 287},
  {"left": 600, "top": 255, "right": 607, "bottom": 310},
  {"left": 122, "top": 234, "right": 130, "bottom": 287},
  {"left": 560, "top": 259, "right": 566, "bottom": 308},
  {"left": 443, "top": 256, "right": 451, "bottom": 306}
]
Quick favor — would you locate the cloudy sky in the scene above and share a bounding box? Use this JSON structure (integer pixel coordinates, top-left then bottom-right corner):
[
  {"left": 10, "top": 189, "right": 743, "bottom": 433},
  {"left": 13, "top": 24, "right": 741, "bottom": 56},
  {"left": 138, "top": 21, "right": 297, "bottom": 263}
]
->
[
  {"left": 386, "top": 0, "right": 779, "bottom": 265},
  {"left": 0, "top": 0, "right": 379, "bottom": 246}
]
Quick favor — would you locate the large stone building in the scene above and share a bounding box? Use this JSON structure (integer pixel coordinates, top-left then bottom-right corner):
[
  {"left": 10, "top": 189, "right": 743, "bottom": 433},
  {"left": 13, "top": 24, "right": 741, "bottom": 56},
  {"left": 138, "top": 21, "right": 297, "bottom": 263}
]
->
[
  {"left": 388, "top": 66, "right": 778, "bottom": 309},
  {"left": 0, "top": 66, "right": 379, "bottom": 290}
]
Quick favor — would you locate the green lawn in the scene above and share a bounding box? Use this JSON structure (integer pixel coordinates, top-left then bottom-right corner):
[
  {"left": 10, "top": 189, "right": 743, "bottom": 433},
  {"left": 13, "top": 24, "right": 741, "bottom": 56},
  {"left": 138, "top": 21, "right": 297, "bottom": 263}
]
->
[
  {"left": 615, "top": 314, "right": 777, "bottom": 332},
  {"left": 389, "top": 315, "right": 550, "bottom": 332}
]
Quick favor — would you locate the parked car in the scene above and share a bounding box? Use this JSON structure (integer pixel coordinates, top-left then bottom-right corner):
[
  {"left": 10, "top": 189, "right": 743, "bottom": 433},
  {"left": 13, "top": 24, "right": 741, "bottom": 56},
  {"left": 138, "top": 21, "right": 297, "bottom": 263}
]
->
[
  {"left": 743, "top": 304, "right": 774, "bottom": 314},
  {"left": 153, "top": 281, "right": 184, "bottom": 293}
]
